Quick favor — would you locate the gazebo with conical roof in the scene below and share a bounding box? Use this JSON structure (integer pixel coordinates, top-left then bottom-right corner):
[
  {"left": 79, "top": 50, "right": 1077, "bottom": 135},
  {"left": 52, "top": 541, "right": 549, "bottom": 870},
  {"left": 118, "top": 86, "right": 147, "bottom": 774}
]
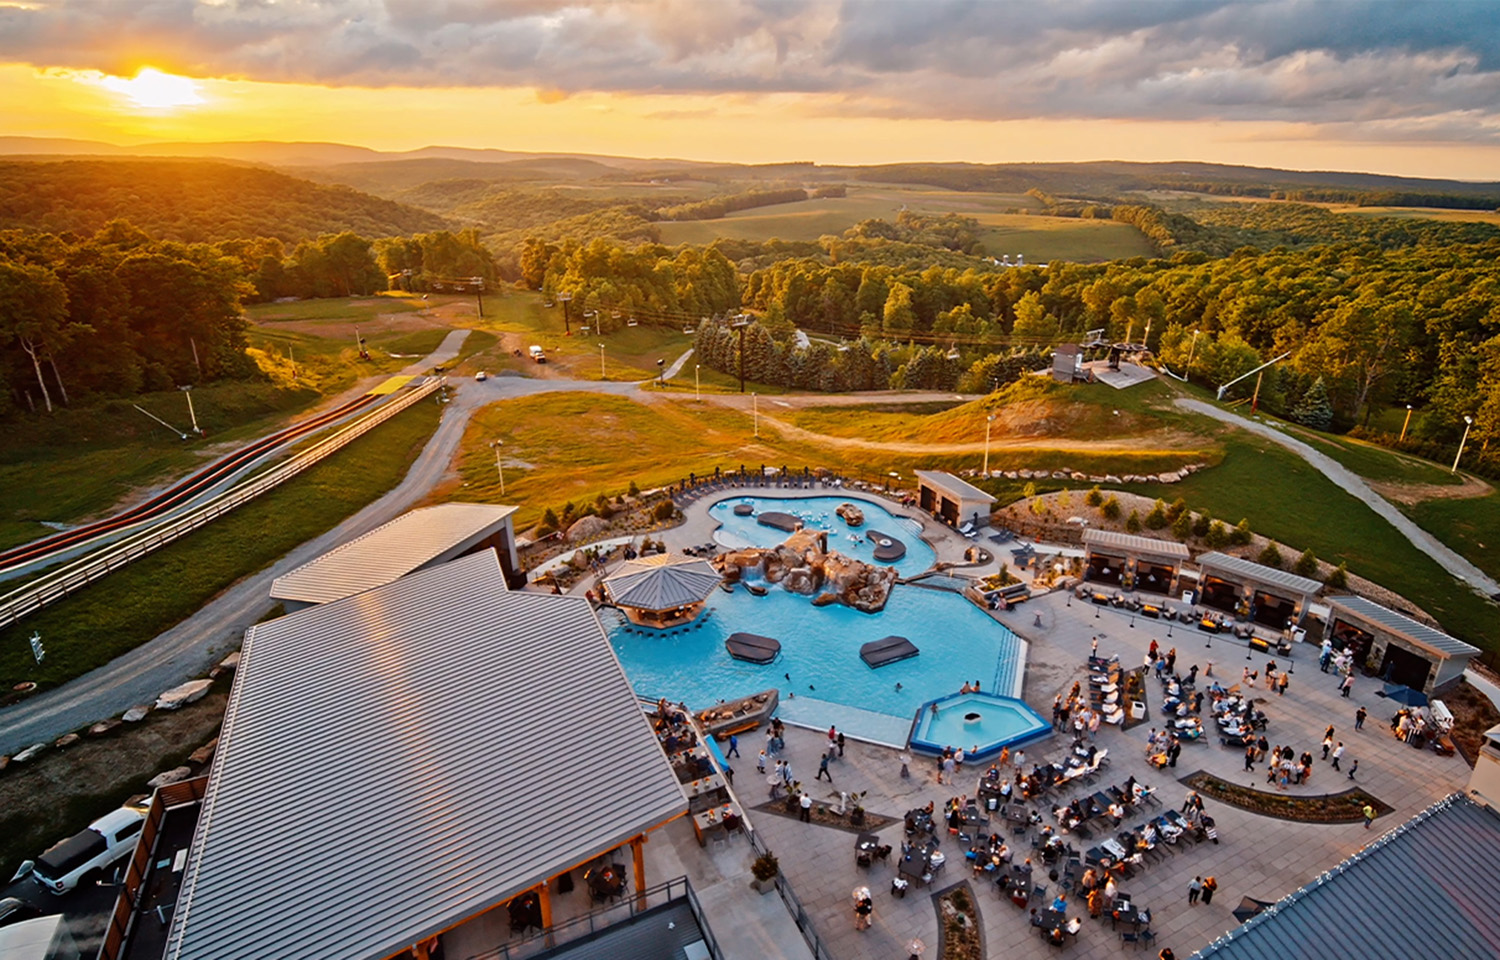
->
[{"left": 602, "top": 553, "right": 722, "bottom": 627}]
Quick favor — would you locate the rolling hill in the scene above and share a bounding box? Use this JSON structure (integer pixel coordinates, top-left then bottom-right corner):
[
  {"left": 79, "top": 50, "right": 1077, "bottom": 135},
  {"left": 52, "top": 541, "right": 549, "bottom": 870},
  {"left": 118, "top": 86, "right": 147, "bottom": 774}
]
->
[{"left": 0, "top": 158, "right": 450, "bottom": 243}]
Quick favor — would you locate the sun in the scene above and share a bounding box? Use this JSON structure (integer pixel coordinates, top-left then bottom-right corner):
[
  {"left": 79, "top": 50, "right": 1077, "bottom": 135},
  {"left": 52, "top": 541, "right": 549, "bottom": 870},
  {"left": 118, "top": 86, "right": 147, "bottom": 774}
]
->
[{"left": 98, "top": 68, "right": 204, "bottom": 109}]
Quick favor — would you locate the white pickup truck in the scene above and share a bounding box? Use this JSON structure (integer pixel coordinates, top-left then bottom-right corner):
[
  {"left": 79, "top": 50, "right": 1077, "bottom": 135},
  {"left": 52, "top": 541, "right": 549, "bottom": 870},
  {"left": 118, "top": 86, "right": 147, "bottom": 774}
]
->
[
  {"left": 528, "top": 345, "right": 547, "bottom": 364},
  {"left": 27, "top": 804, "right": 148, "bottom": 894}
]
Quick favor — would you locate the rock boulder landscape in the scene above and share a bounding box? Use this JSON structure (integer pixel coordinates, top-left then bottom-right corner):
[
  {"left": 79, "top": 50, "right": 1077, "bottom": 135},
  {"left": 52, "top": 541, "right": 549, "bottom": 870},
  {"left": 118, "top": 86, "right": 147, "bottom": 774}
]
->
[{"left": 711, "top": 529, "right": 897, "bottom": 612}]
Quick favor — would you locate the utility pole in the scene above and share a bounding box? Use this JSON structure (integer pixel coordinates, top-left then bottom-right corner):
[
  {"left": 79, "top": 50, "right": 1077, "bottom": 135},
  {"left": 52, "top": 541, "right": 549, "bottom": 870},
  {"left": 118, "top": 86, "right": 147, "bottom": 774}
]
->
[
  {"left": 1400, "top": 404, "right": 1413, "bottom": 442},
  {"left": 1453, "top": 416, "right": 1474, "bottom": 474},
  {"left": 474, "top": 277, "right": 484, "bottom": 320},
  {"left": 558, "top": 291, "right": 573, "bottom": 336},
  {"left": 190, "top": 337, "right": 202, "bottom": 377},
  {"left": 983, "top": 413, "right": 997, "bottom": 476},
  {"left": 732, "top": 315, "right": 750, "bottom": 393},
  {"left": 695, "top": 364, "right": 701, "bottom": 402}
]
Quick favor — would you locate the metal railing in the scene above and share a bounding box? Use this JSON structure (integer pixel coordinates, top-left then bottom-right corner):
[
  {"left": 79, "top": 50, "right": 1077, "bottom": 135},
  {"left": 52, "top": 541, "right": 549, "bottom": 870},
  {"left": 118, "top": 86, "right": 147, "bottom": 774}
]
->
[
  {"left": 462, "top": 876, "right": 721, "bottom": 960},
  {"left": 0, "top": 379, "right": 442, "bottom": 631}
]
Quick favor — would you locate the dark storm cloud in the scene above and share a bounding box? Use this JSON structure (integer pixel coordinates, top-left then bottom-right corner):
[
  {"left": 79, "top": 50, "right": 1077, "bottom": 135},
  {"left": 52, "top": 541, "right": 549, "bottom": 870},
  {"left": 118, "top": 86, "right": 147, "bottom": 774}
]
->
[{"left": 4, "top": 0, "right": 1500, "bottom": 137}]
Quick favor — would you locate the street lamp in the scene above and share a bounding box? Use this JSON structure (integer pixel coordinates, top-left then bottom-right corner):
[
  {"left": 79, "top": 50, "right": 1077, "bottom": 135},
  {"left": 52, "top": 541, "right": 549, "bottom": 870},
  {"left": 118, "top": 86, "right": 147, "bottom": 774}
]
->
[
  {"left": 598, "top": 343, "right": 606, "bottom": 380},
  {"left": 1400, "top": 404, "right": 1413, "bottom": 442},
  {"left": 489, "top": 439, "right": 506, "bottom": 496},
  {"left": 178, "top": 385, "right": 201, "bottom": 435},
  {"left": 982, "top": 413, "right": 997, "bottom": 477},
  {"left": 731, "top": 315, "right": 750, "bottom": 393},
  {"left": 1452, "top": 415, "right": 1474, "bottom": 474},
  {"left": 752, "top": 392, "right": 759, "bottom": 438},
  {"left": 1185, "top": 328, "right": 1201, "bottom": 377},
  {"left": 695, "top": 364, "right": 701, "bottom": 402},
  {"left": 656, "top": 358, "right": 666, "bottom": 388}
]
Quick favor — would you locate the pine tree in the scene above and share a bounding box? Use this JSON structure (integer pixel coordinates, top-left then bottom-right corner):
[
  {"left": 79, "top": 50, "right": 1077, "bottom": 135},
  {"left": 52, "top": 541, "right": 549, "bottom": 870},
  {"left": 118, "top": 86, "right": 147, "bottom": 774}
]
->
[
  {"left": 1125, "top": 510, "right": 1142, "bottom": 533},
  {"left": 1144, "top": 499, "right": 1168, "bottom": 529},
  {"left": 1326, "top": 561, "right": 1349, "bottom": 589},
  {"left": 1258, "top": 543, "right": 1284, "bottom": 568},
  {"left": 1294, "top": 548, "right": 1319, "bottom": 578},
  {"left": 1292, "top": 376, "right": 1334, "bottom": 430},
  {"left": 1171, "top": 510, "right": 1193, "bottom": 539},
  {"left": 1102, "top": 496, "right": 1121, "bottom": 520},
  {"left": 1205, "top": 520, "right": 1229, "bottom": 547},
  {"left": 1085, "top": 485, "right": 1104, "bottom": 507},
  {"left": 1232, "top": 518, "right": 1253, "bottom": 546}
]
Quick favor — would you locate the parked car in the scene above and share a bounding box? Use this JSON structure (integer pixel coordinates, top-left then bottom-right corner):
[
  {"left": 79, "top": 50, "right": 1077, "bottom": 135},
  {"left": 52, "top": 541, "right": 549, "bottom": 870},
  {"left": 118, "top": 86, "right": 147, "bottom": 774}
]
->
[
  {"left": 29, "top": 804, "right": 148, "bottom": 894},
  {"left": 528, "top": 345, "right": 547, "bottom": 364},
  {"left": 474, "top": 370, "right": 488, "bottom": 381},
  {"left": 0, "top": 897, "right": 40, "bottom": 926}
]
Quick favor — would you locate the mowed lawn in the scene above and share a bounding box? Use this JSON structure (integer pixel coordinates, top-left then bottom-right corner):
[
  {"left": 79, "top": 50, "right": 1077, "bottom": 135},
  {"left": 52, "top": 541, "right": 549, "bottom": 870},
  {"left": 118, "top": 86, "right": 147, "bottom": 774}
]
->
[{"left": 1406, "top": 493, "right": 1500, "bottom": 587}]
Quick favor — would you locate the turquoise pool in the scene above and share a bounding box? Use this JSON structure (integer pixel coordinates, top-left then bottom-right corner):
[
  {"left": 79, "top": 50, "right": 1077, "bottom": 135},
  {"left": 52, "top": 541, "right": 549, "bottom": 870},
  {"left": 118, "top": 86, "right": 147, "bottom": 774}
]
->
[
  {"left": 707, "top": 495, "right": 935, "bottom": 578},
  {"left": 605, "top": 579, "right": 1027, "bottom": 746},
  {"left": 910, "top": 693, "right": 1050, "bottom": 760}
]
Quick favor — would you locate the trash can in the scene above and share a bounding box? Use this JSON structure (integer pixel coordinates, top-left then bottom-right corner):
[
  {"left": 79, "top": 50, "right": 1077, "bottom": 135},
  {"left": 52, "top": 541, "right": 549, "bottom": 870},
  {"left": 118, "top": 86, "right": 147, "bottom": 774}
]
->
[{"left": 1130, "top": 701, "right": 1147, "bottom": 721}]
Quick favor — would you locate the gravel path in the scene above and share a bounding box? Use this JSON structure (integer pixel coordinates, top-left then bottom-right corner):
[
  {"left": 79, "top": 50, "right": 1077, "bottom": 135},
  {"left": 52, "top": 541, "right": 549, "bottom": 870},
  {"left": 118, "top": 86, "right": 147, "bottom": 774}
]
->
[{"left": 1176, "top": 397, "right": 1499, "bottom": 596}]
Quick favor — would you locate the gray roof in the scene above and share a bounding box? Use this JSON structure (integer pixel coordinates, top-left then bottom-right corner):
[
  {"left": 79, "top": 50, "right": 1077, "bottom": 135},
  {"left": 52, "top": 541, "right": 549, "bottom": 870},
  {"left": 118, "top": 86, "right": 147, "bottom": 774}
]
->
[
  {"left": 1195, "top": 551, "right": 1321, "bottom": 597},
  {"left": 603, "top": 554, "right": 722, "bottom": 610},
  {"left": 1082, "top": 528, "right": 1190, "bottom": 561},
  {"left": 914, "top": 470, "right": 997, "bottom": 503},
  {"left": 1328, "top": 595, "right": 1479, "bottom": 659},
  {"left": 270, "top": 502, "right": 517, "bottom": 604},
  {"left": 1191, "top": 793, "right": 1500, "bottom": 960},
  {"left": 167, "top": 550, "right": 685, "bottom": 960}
]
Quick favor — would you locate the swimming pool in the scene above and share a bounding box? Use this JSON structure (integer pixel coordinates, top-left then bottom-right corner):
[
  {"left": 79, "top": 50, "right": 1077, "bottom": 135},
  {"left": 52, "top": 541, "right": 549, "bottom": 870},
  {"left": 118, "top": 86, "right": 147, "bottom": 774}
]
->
[
  {"left": 707, "top": 495, "right": 935, "bottom": 578},
  {"left": 605, "top": 580, "right": 1027, "bottom": 746},
  {"left": 909, "top": 693, "right": 1050, "bottom": 761}
]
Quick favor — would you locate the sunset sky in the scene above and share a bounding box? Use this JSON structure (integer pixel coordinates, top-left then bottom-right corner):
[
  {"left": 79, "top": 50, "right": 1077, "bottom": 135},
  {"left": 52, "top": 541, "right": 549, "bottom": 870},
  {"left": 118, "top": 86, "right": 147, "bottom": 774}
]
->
[{"left": 3, "top": 0, "right": 1500, "bottom": 179}]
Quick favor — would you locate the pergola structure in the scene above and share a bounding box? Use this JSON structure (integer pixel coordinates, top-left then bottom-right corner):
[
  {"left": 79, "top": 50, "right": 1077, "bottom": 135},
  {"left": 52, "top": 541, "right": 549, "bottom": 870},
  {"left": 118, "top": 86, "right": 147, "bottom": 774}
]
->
[
  {"left": 1081, "top": 529, "right": 1190, "bottom": 594},
  {"left": 602, "top": 553, "right": 722, "bottom": 628},
  {"left": 1327, "top": 595, "right": 1479, "bottom": 693}
]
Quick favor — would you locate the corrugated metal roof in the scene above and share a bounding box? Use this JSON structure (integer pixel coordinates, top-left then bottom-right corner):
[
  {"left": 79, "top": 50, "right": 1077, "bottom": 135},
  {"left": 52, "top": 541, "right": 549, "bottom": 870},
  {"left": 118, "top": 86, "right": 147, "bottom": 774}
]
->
[
  {"left": 1191, "top": 793, "right": 1500, "bottom": 960},
  {"left": 1196, "top": 551, "right": 1321, "bottom": 596},
  {"left": 167, "top": 550, "right": 686, "bottom": 960},
  {"left": 1081, "top": 529, "right": 1190, "bottom": 560},
  {"left": 914, "top": 470, "right": 997, "bottom": 503},
  {"left": 603, "top": 554, "right": 722, "bottom": 610},
  {"left": 1329, "top": 595, "right": 1479, "bottom": 659},
  {"left": 270, "top": 502, "right": 518, "bottom": 604}
]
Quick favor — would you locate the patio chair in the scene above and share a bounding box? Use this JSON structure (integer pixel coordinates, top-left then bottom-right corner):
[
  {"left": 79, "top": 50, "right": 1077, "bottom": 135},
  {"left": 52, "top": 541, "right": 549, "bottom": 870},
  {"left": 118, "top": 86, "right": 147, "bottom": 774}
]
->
[{"left": 1120, "top": 931, "right": 1140, "bottom": 948}]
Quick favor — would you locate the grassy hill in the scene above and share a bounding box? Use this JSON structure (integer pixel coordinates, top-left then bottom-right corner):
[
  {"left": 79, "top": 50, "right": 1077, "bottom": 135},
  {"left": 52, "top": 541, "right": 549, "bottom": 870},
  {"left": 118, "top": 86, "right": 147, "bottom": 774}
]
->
[{"left": 0, "top": 159, "right": 450, "bottom": 243}]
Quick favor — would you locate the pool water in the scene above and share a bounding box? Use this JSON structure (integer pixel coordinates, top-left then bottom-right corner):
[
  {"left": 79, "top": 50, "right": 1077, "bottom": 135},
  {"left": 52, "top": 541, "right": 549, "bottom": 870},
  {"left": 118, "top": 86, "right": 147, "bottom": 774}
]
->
[
  {"left": 910, "top": 693, "right": 1051, "bottom": 760},
  {"left": 605, "top": 578, "right": 1026, "bottom": 745},
  {"left": 707, "top": 495, "right": 935, "bottom": 578}
]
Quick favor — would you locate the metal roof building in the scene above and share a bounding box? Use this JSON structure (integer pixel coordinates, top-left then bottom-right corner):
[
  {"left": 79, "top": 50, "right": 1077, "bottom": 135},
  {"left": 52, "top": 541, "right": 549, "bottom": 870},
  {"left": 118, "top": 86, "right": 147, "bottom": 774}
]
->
[
  {"left": 1195, "top": 551, "right": 1321, "bottom": 628},
  {"left": 1082, "top": 529, "right": 1190, "bottom": 560},
  {"left": 166, "top": 550, "right": 686, "bottom": 960},
  {"left": 270, "top": 502, "right": 520, "bottom": 608},
  {"left": 1082, "top": 529, "right": 1190, "bottom": 594},
  {"left": 914, "top": 470, "right": 996, "bottom": 528},
  {"left": 1191, "top": 793, "right": 1500, "bottom": 960},
  {"left": 603, "top": 554, "right": 721, "bottom": 612},
  {"left": 1328, "top": 594, "right": 1479, "bottom": 692}
]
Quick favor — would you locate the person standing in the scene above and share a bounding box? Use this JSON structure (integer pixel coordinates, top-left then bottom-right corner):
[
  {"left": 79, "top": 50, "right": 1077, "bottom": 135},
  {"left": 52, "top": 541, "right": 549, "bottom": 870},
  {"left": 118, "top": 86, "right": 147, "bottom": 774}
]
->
[
  {"left": 1188, "top": 876, "right": 1203, "bottom": 905},
  {"left": 1201, "top": 876, "right": 1218, "bottom": 905},
  {"left": 1347, "top": 759, "right": 1359, "bottom": 780},
  {"left": 1341, "top": 673, "right": 1355, "bottom": 698},
  {"left": 837, "top": 731, "right": 846, "bottom": 757},
  {"left": 1093, "top": 636, "right": 1101, "bottom": 657},
  {"left": 817, "top": 754, "right": 833, "bottom": 782},
  {"left": 1355, "top": 706, "right": 1367, "bottom": 731},
  {"left": 800, "top": 792, "right": 813, "bottom": 822},
  {"left": 1363, "top": 803, "right": 1376, "bottom": 829},
  {"left": 757, "top": 750, "right": 767, "bottom": 774},
  {"left": 1244, "top": 743, "right": 1257, "bottom": 772},
  {"left": 1322, "top": 735, "right": 1334, "bottom": 760},
  {"left": 1320, "top": 637, "right": 1333, "bottom": 672},
  {"left": 1331, "top": 742, "right": 1345, "bottom": 771},
  {"left": 1169, "top": 739, "right": 1182, "bottom": 769},
  {"left": 727, "top": 734, "right": 740, "bottom": 759},
  {"left": 854, "top": 893, "right": 873, "bottom": 930},
  {"left": 940, "top": 754, "right": 955, "bottom": 786},
  {"left": 1277, "top": 674, "right": 1289, "bottom": 696}
]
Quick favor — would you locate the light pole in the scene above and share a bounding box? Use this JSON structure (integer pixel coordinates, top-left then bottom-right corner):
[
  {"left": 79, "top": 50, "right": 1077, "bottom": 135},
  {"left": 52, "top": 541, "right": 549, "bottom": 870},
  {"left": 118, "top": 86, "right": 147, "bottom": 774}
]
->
[
  {"left": 695, "top": 364, "right": 701, "bottom": 402},
  {"left": 982, "top": 413, "right": 997, "bottom": 477},
  {"left": 1185, "top": 328, "right": 1201, "bottom": 377},
  {"left": 598, "top": 343, "right": 606, "bottom": 380},
  {"left": 1452, "top": 415, "right": 1474, "bottom": 474},
  {"left": 179, "top": 385, "right": 201, "bottom": 435},
  {"left": 657, "top": 358, "right": 665, "bottom": 388},
  {"left": 1400, "top": 404, "right": 1413, "bottom": 442},
  {"left": 489, "top": 439, "right": 506, "bottom": 495},
  {"left": 732, "top": 316, "right": 750, "bottom": 393},
  {"left": 752, "top": 392, "right": 759, "bottom": 438}
]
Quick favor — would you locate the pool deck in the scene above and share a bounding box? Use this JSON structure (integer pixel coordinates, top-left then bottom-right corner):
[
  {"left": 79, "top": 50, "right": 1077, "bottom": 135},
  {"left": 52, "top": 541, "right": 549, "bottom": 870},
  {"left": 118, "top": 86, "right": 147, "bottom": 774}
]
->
[{"left": 742, "top": 589, "right": 1470, "bottom": 960}]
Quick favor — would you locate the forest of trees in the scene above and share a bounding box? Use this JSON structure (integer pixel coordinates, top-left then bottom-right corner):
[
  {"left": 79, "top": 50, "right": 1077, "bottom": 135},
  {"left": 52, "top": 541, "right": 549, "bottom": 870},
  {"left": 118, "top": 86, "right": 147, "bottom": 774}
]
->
[{"left": 0, "top": 160, "right": 449, "bottom": 243}]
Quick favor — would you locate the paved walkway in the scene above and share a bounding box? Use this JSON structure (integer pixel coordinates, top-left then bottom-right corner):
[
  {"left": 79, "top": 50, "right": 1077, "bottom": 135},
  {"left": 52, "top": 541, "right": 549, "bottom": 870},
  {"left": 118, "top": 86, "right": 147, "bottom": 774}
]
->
[
  {"left": 1177, "top": 398, "right": 1499, "bottom": 596},
  {"left": 750, "top": 589, "right": 1469, "bottom": 960}
]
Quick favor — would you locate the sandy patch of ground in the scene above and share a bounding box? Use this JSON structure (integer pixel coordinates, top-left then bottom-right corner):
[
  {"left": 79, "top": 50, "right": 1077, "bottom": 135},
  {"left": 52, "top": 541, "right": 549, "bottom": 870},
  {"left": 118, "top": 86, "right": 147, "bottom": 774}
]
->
[{"left": 1369, "top": 475, "right": 1493, "bottom": 505}]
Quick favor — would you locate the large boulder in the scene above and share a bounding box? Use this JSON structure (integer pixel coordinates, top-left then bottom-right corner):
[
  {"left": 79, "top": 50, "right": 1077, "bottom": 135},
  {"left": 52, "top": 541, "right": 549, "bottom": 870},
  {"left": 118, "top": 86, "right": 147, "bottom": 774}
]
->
[
  {"left": 782, "top": 566, "right": 821, "bottom": 595},
  {"left": 122, "top": 704, "right": 152, "bottom": 723},
  {"left": 147, "top": 767, "right": 194, "bottom": 790},
  {"left": 12, "top": 743, "right": 47, "bottom": 764},
  {"left": 87, "top": 719, "right": 123, "bottom": 738},
  {"left": 155, "top": 679, "right": 213, "bottom": 711},
  {"left": 567, "top": 515, "right": 611, "bottom": 542},
  {"left": 835, "top": 503, "right": 865, "bottom": 527}
]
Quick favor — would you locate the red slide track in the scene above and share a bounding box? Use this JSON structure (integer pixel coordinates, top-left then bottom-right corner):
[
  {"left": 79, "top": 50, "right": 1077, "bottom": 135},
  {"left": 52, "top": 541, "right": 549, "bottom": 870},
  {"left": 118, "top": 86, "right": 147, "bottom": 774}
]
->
[{"left": 0, "top": 392, "right": 381, "bottom": 569}]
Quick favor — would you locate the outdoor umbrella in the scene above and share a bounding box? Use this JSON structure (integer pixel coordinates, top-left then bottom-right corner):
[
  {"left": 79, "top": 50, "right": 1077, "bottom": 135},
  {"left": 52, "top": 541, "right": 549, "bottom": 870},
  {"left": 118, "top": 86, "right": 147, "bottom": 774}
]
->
[
  {"left": 1379, "top": 683, "right": 1429, "bottom": 707},
  {"left": 907, "top": 938, "right": 927, "bottom": 960},
  {"left": 1232, "top": 896, "right": 1275, "bottom": 923}
]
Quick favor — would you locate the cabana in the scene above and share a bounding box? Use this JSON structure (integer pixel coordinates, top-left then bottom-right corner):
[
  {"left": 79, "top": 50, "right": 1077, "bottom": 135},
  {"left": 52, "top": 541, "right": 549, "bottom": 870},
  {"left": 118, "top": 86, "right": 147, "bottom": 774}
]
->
[
  {"left": 1081, "top": 529, "right": 1189, "bottom": 594},
  {"left": 1194, "top": 552, "right": 1320, "bottom": 628},
  {"left": 1327, "top": 595, "right": 1479, "bottom": 693},
  {"left": 602, "top": 553, "right": 722, "bottom": 628},
  {"left": 915, "top": 470, "right": 996, "bottom": 528}
]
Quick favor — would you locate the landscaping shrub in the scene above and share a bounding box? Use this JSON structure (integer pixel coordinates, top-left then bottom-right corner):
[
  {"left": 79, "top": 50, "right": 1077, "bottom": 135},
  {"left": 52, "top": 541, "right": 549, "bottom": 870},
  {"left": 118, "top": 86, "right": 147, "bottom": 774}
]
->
[
  {"left": 1102, "top": 495, "right": 1121, "bottom": 520},
  {"left": 1191, "top": 512, "right": 1211, "bottom": 537},
  {"left": 1165, "top": 497, "right": 1188, "bottom": 522},
  {"left": 1232, "top": 518, "right": 1253, "bottom": 546},
  {"left": 1326, "top": 561, "right": 1349, "bottom": 589},
  {"left": 1258, "top": 543, "right": 1284, "bottom": 568},
  {"left": 1294, "top": 548, "right": 1319, "bottom": 578},
  {"left": 1125, "top": 510, "right": 1142, "bottom": 532},
  {"left": 1085, "top": 485, "right": 1103, "bottom": 507},
  {"left": 1144, "top": 499, "right": 1168, "bottom": 529},
  {"left": 1171, "top": 510, "right": 1193, "bottom": 539},
  {"left": 1205, "top": 520, "right": 1229, "bottom": 547}
]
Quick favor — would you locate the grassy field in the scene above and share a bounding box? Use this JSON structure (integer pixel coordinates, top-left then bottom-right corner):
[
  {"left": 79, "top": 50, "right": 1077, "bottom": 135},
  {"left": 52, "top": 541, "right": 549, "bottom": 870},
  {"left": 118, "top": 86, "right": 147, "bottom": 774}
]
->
[
  {"left": 1406, "top": 493, "right": 1500, "bottom": 585},
  {"left": 1284, "top": 425, "right": 1463, "bottom": 486},
  {"left": 656, "top": 184, "right": 1149, "bottom": 262},
  {"left": 1333, "top": 205, "right": 1500, "bottom": 225},
  {"left": 0, "top": 400, "right": 441, "bottom": 689},
  {"left": 1119, "top": 433, "right": 1497, "bottom": 649}
]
